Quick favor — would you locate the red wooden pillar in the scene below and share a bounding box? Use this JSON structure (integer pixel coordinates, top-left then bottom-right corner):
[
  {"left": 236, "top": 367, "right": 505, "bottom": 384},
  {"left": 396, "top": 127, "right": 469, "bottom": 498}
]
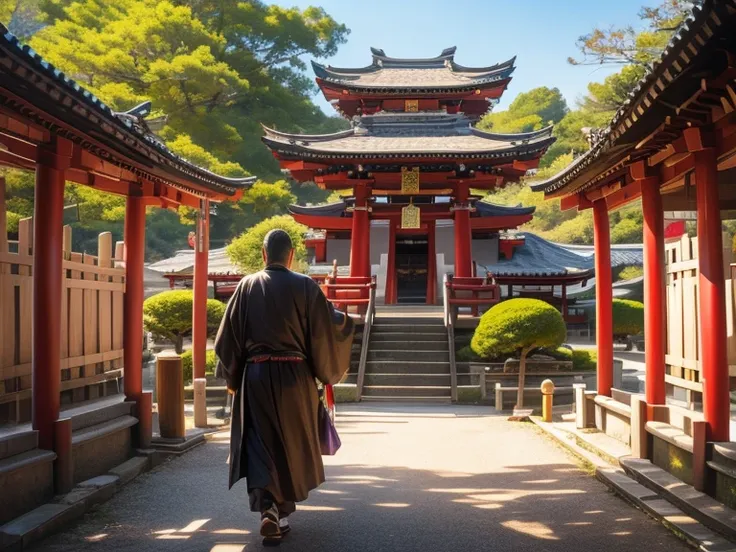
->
[
  {"left": 593, "top": 199, "right": 613, "bottom": 397},
  {"left": 192, "top": 199, "right": 209, "bottom": 381},
  {"left": 350, "top": 184, "right": 371, "bottom": 278},
  {"left": 426, "top": 220, "right": 436, "bottom": 305},
  {"left": 32, "top": 153, "right": 66, "bottom": 450},
  {"left": 641, "top": 176, "right": 666, "bottom": 405},
  {"left": 695, "top": 147, "right": 730, "bottom": 442},
  {"left": 123, "top": 195, "right": 146, "bottom": 404},
  {"left": 454, "top": 183, "right": 472, "bottom": 278},
  {"left": 385, "top": 223, "right": 397, "bottom": 304}
]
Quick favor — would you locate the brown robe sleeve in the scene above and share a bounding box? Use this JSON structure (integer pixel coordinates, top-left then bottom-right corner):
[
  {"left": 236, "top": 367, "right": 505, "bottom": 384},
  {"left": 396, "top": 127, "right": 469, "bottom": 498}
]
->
[
  {"left": 215, "top": 279, "right": 247, "bottom": 392},
  {"left": 307, "top": 281, "right": 356, "bottom": 385}
]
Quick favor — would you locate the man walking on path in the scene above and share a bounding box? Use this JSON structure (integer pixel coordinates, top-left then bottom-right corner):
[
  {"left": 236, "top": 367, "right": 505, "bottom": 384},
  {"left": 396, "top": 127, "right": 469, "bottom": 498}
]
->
[{"left": 215, "top": 229, "right": 354, "bottom": 544}]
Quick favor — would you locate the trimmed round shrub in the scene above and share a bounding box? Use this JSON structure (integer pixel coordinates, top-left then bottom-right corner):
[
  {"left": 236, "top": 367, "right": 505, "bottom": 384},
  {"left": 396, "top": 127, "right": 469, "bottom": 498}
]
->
[
  {"left": 181, "top": 349, "right": 218, "bottom": 384},
  {"left": 456, "top": 346, "right": 480, "bottom": 362},
  {"left": 612, "top": 299, "right": 644, "bottom": 336},
  {"left": 143, "top": 290, "right": 226, "bottom": 353},
  {"left": 471, "top": 298, "right": 566, "bottom": 408}
]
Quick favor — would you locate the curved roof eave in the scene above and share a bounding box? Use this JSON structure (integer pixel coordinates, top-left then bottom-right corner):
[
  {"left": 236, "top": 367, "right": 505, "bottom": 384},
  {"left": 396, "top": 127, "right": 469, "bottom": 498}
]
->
[
  {"left": 0, "top": 24, "right": 254, "bottom": 195},
  {"left": 261, "top": 123, "right": 356, "bottom": 143},
  {"left": 288, "top": 201, "right": 348, "bottom": 217}
]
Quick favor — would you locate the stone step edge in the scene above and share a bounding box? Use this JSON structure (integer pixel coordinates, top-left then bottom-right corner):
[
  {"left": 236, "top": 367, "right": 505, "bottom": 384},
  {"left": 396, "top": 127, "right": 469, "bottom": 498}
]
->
[
  {"left": 620, "top": 457, "right": 736, "bottom": 543},
  {"left": 530, "top": 417, "right": 736, "bottom": 552},
  {"left": 0, "top": 429, "right": 226, "bottom": 551}
]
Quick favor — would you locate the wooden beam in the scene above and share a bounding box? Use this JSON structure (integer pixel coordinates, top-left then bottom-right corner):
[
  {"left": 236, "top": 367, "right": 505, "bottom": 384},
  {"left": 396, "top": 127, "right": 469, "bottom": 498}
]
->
[
  {"left": 683, "top": 127, "right": 716, "bottom": 152},
  {"left": 605, "top": 180, "right": 643, "bottom": 211},
  {"left": 559, "top": 195, "right": 579, "bottom": 212}
]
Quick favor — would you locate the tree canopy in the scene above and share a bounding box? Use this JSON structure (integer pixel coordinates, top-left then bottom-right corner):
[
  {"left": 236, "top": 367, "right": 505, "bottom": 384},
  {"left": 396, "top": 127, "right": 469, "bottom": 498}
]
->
[
  {"left": 226, "top": 214, "right": 308, "bottom": 275},
  {"left": 2, "top": 0, "right": 343, "bottom": 260},
  {"left": 481, "top": 0, "right": 696, "bottom": 246}
]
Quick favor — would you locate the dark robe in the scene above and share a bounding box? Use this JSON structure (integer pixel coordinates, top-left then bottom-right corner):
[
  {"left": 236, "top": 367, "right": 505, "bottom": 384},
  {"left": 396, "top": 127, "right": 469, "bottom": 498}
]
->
[{"left": 214, "top": 265, "right": 355, "bottom": 511}]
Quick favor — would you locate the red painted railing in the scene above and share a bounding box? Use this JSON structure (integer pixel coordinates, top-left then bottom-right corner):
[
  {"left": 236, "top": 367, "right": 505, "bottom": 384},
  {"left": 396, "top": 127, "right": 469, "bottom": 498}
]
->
[{"left": 444, "top": 273, "right": 501, "bottom": 317}]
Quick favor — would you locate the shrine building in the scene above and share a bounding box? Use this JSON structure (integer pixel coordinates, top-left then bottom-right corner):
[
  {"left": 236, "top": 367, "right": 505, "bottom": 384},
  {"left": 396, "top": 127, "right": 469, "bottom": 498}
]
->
[{"left": 262, "top": 47, "right": 590, "bottom": 308}]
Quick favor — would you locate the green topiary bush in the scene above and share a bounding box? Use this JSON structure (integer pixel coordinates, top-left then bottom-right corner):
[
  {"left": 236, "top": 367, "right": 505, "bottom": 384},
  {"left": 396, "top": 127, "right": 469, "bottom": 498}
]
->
[
  {"left": 471, "top": 298, "right": 566, "bottom": 408},
  {"left": 143, "top": 290, "right": 226, "bottom": 353},
  {"left": 612, "top": 299, "right": 644, "bottom": 336},
  {"left": 181, "top": 349, "right": 218, "bottom": 384}
]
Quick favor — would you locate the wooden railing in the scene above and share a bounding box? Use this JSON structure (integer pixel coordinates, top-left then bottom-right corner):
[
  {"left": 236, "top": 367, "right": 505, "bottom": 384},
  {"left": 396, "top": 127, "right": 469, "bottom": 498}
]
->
[
  {"left": 443, "top": 274, "right": 459, "bottom": 402},
  {"left": 1, "top": 221, "right": 125, "bottom": 422},
  {"left": 356, "top": 278, "right": 377, "bottom": 398},
  {"left": 444, "top": 274, "right": 501, "bottom": 320}
]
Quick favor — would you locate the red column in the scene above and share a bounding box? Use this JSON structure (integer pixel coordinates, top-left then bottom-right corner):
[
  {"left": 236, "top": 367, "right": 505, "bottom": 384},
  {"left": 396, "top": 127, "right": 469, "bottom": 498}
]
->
[
  {"left": 350, "top": 184, "right": 371, "bottom": 277},
  {"left": 32, "top": 161, "right": 65, "bottom": 450},
  {"left": 695, "top": 148, "right": 730, "bottom": 442},
  {"left": 192, "top": 199, "right": 209, "bottom": 380},
  {"left": 123, "top": 195, "right": 146, "bottom": 403},
  {"left": 593, "top": 199, "right": 613, "bottom": 397},
  {"left": 641, "top": 177, "right": 666, "bottom": 405},
  {"left": 385, "top": 223, "right": 397, "bottom": 304},
  {"left": 426, "top": 220, "right": 436, "bottom": 305},
  {"left": 454, "top": 183, "right": 472, "bottom": 277}
]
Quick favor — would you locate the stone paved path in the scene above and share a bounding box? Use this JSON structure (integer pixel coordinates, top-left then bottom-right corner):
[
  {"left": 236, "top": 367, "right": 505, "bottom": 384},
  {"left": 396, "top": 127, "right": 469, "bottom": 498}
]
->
[{"left": 33, "top": 405, "right": 691, "bottom": 552}]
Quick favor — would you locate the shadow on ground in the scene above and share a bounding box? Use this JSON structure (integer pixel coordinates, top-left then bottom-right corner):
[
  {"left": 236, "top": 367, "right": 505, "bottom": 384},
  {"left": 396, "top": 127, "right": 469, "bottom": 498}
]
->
[{"left": 33, "top": 425, "right": 684, "bottom": 552}]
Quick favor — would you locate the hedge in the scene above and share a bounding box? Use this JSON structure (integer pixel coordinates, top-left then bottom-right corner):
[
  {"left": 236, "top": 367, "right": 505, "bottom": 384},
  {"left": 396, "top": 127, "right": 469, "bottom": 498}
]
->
[
  {"left": 612, "top": 299, "right": 644, "bottom": 336},
  {"left": 181, "top": 349, "right": 218, "bottom": 384}
]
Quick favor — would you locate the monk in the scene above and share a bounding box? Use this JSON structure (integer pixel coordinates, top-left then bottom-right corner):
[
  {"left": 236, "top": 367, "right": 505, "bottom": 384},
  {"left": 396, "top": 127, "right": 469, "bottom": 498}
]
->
[{"left": 214, "top": 229, "right": 355, "bottom": 544}]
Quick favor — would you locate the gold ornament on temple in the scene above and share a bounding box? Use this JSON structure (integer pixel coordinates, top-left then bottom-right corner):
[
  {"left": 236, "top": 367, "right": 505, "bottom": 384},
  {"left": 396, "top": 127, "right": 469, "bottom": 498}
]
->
[
  {"left": 401, "top": 201, "right": 420, "bottom": 229},
  {"left": 401, "top": 166, "right": 420, "bottom": 194},
  {"left": 405, "top": 99, "right": 419, "bottom": 113}
]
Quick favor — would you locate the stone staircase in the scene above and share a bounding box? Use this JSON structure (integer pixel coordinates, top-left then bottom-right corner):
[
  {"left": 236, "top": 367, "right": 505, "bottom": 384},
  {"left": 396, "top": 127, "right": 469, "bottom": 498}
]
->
[{"left": 350, "top": 314, "right": 453, "bottom": 402}]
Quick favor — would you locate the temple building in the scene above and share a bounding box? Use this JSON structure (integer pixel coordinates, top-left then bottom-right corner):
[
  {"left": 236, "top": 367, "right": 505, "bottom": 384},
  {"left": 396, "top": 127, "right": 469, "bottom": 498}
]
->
[{"left": 263, "top": 47, "right": 593, "bottom": 309}]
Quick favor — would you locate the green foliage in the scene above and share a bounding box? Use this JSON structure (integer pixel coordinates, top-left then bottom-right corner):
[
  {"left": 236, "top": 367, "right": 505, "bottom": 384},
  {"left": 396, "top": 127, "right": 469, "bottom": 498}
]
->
[
  {"left": 30, "top": 0, "right": 350, "bottom": 179},
  {"left": 227, "top": 215, "right": 307, "bottom": 274},
  {"left": 456, "top": 346, "right": 480, "bottom": 362},
  {"left": 611, "top": 216, "right": 643, "bottom": 243},
  {"left": 617, "top": 265, "right": 644, "bottom": 281},
  {"left": 5, "top": 211, "right": 21, "bottom": 233},
  {"left": 572, "top": 350, "right": 597, "bottom": 371},
  {"left": 143, "top": 290, "right": 225, "bottom": 353},
  {"left": 471, "top": 299, "right": 567, "bottom": 360},
  {"left": 478, "top": 87, "right": 568, "bottom": 133},
  {"left": 181, "top": 349, "right": 217, "bottom": 385},
  {"left": 613, "top": 299, "right": 644, "bottom": 336}
]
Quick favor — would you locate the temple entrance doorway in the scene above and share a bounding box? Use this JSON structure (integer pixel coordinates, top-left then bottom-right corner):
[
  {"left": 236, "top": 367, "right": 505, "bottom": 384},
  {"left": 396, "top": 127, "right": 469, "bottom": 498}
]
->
[{"left": 395, "top": 236, "right": 428, "bottom": 304}]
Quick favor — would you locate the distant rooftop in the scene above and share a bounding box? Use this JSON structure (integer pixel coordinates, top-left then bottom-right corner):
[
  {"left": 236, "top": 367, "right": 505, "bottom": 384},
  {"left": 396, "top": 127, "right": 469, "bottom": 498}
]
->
[{"left": 312, "top": 46, "right": 516, "bottom": 91}]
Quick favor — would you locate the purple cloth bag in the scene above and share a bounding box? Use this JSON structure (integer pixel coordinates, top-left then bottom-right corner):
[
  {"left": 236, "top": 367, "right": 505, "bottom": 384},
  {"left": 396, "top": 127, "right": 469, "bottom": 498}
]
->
[{"left": 318, "top": 402, "right": 341, "bottom": 456}]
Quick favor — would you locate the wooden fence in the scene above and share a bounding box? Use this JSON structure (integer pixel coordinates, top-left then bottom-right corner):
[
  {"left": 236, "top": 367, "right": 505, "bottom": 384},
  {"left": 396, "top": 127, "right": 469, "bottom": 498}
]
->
[
  {"left": 0, "top": 219, "right": 125, "bottom": 423},
  {"left": 665, "top": 234, "right": 736, "bottom": 400}
]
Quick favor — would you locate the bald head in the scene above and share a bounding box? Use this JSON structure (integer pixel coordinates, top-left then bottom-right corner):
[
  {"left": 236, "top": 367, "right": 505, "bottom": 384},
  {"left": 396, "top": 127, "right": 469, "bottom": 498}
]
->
[{"left": 262, "top": 229, "right": 294, "bottom": 267}]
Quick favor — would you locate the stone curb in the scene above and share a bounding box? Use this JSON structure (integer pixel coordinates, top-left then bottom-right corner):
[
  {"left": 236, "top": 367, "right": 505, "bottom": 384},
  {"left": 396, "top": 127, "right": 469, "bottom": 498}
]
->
[
  {"left": 530, "top": 417, "right": 736, "bottom": 552},
  {"left": 0, "top": 430, "right": 208, "bottom": 552}
]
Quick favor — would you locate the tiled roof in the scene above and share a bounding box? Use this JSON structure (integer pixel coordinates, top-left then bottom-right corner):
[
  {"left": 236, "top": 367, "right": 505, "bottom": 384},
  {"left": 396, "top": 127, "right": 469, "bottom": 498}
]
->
[
  {"left": 263, "top": 113, "right": 554, "bottom": 159},
  {"left": 147, "top": 247, "right": 240, "bottom": 276},
  {"left": 475, "top": 201, "right": 536, "bottom": 217},
  {"left": 481, "top": 233, "right": 594, "bottom": 277},
  {"left": 0, "top": 24, "right": 256, "bottom": 196},
  {"left": 312, "top": 47, "right": 515, "bottom": 90},
  {"left": 558, "top": 242, "right": 643, "bottom": 268},
  {"left": 531, "top": 0, "right": 736, "bottom": 197}
]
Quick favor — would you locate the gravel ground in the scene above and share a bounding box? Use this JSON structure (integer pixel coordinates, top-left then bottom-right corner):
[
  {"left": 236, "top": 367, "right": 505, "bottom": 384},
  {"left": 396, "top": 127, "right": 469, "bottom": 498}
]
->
[{"left": 32, "top": 404, "right": 690, "bottom": 552}]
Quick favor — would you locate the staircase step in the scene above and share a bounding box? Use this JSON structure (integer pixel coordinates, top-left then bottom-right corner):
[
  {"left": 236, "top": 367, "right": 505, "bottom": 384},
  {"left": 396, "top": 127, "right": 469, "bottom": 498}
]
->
[
  {"left": 372, "top": 331, "right": 447, "bottom": 342},
  {"left": 368, "top": 341, "right": 449, "bottom": 352},
  {"left": 363, "top": 374, "right": 451, "bottom": 386},
  {"left": 374, "top": 317, "right": 445, "bottom": 326},
  {"left": 368, "top": 349, "right": 450, "bottom": 362},
  {"left": 362, "top": 361, "right": 451, "bottom": 375},
  {"left": 362, "top": 385, "right": 451, "bottom": 398},
  {"left": 0, "top": 430, "right": 39, "bottom": 460},
  {"left": 371, "top": 324, "right": 446, "bottom": 335}
]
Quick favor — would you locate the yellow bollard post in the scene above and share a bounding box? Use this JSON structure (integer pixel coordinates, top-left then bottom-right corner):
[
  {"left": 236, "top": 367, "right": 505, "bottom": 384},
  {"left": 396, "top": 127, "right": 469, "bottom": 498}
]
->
[{"left": 541, "top": 379, "right": 555, "bottom": 423}]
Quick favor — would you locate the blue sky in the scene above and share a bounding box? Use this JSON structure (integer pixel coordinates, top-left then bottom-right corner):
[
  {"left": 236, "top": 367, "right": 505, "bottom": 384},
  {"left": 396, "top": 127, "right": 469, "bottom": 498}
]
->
[{"left": 287, "top": 0, "right": 658, "bottom": 114}]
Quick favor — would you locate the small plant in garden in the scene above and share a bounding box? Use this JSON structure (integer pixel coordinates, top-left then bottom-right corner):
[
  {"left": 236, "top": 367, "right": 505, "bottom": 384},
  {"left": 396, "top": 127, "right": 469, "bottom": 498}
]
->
[
  {"left": 471, "top": 298, "right": 566, "bottom": 411},
  {"left": 143, "top": 290, "right": 226, "bottom": 353},
  {"left": 612, "top": 299, "right": 644, "bottom": 336},
  {"left": 181, "top": 349, "right": 218, "bottom": 384}
]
